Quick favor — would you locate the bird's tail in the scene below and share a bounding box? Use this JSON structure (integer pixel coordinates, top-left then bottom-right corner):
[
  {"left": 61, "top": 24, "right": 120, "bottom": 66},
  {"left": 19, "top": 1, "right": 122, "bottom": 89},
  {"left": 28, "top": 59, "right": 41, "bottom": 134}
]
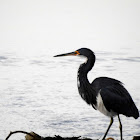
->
[{"left": 129, "top": 101, "right": 139, "bottom": 119}]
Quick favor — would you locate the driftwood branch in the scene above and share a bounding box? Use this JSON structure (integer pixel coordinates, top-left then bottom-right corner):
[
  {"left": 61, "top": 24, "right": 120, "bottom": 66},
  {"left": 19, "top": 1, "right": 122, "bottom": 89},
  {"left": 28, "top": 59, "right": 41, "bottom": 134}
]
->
[
  {"left": 5, "top": 131, "right": 35, "bottom": 140},
  {"left": 5, "top": 130, "right": 140, "bottom": 140}
]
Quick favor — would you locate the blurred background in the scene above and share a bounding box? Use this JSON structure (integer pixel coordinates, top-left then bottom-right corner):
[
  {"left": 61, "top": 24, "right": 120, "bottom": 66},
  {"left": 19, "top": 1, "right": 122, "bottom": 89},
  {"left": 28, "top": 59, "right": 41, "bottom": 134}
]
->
[{"left": 0, "top": 0, "right": 140, "bottom": 140}]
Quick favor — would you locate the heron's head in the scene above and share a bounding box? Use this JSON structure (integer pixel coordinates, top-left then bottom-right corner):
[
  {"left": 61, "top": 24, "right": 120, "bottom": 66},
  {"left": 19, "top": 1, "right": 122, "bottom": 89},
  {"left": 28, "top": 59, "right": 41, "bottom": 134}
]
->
[{"left": 54, "top": 48, "right": 94, "bottom": 59}]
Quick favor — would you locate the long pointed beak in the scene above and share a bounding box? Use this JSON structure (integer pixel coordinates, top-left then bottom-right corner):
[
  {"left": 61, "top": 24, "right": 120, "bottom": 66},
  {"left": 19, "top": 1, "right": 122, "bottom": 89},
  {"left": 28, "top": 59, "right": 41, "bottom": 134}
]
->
[{"left": 54, "top": 51, "right": 79, "bottom": 57}]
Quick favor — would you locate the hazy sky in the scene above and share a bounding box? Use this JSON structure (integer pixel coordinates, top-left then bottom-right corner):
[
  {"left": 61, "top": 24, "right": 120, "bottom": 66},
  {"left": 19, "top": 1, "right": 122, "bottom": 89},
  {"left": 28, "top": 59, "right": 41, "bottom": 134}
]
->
[{"left": 0, "top": 0, "right": 140, "bottom": 56}]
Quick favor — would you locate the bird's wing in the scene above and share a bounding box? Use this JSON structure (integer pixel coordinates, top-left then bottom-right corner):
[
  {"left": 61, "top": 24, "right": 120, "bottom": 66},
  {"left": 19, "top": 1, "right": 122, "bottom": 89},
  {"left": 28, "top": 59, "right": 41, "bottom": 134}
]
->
[{"left": 100, "top": 83, "right": 139, "bottom": 119}]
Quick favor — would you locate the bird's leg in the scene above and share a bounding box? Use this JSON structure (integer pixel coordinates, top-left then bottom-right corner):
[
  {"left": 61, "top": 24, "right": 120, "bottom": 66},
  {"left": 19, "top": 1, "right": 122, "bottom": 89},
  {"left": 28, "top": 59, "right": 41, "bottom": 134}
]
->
[
  {"left": 102, "top": 117, "right": 113, "bottom": 140},
  {"left": 118, "top": 115, "right": 123, "bottom": 140}
]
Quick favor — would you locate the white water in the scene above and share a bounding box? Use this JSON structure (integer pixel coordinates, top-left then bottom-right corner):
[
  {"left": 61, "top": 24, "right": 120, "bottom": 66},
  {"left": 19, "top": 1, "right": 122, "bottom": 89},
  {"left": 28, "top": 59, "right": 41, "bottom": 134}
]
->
[{"left": 0, "top": 46, "right": 140, "bottom": 140}]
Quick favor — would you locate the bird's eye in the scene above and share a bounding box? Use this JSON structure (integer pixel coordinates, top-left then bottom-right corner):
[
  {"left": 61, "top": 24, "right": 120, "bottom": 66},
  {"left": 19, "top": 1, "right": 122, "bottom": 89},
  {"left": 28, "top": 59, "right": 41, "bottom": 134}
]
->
[{"left": 75, "top": 51, "right": 80, "bottom": 55}]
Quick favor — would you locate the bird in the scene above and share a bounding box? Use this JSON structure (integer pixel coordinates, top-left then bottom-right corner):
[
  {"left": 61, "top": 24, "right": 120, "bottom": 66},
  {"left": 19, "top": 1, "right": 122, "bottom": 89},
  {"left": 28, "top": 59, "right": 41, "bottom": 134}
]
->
[{"left": 54, "top": 48, "right": 139, "bottom": 140}]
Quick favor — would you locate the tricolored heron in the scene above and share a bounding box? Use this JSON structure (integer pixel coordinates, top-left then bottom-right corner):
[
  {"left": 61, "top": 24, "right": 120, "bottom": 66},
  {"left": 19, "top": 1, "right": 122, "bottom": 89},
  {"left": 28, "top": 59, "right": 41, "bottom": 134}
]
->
[{"left": 54, "top": 48, "right": 139, "bottom": 140}]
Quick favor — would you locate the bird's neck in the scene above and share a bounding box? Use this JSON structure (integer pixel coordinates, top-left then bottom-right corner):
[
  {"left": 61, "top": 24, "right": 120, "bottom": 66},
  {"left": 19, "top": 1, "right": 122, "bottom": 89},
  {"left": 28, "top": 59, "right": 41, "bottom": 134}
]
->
[
  {"left": 77, "top": 57, "right": 97, "bottom": 105},
  {"left": 80, "top": 57, "right": 95, "bottom": 74},
  {"left": 78, "top": 56, "right": 95, "bottom": 76}
]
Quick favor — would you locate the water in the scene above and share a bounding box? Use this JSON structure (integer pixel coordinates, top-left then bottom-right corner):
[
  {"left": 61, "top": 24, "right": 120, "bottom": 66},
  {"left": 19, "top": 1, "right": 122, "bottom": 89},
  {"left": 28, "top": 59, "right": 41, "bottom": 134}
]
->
[{"left": 0, "top": 47, "right": 140, "bottom": 140}]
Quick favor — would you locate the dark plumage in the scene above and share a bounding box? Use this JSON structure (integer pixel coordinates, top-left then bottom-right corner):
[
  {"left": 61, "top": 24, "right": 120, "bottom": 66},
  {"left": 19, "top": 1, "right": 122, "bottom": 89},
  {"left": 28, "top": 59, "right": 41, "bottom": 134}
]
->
[
  {"left": 54, "top": 48, "right": 139, "bottom": 140},
  {"left": 92, "top": 77, "right": 139, "bottom": 119}
]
